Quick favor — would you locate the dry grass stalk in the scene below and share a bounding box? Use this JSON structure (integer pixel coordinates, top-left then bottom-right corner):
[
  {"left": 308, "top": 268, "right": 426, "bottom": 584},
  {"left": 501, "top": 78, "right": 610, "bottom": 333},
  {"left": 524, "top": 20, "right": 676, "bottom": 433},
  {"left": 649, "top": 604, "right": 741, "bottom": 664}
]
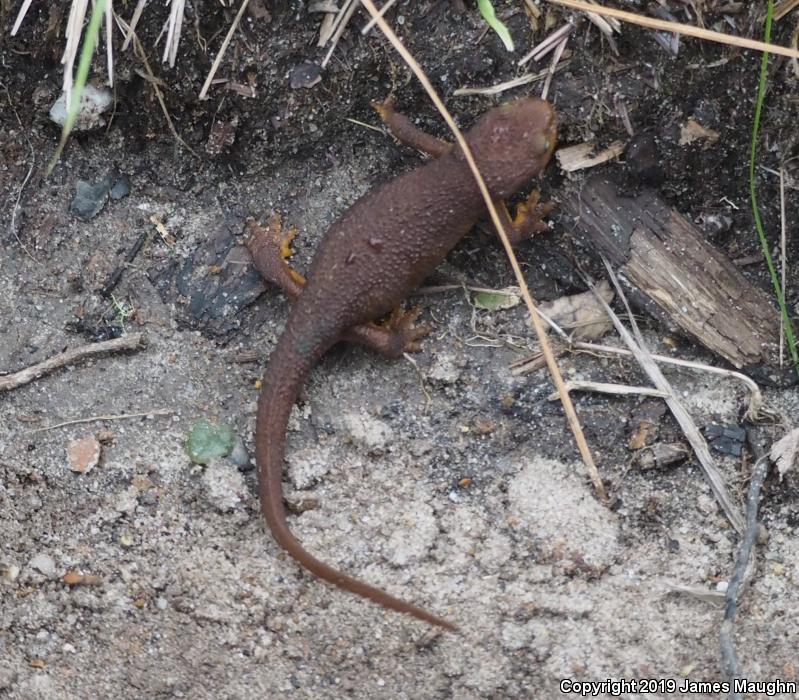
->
[
  {"left": 595, "top": 262, "right": 745, "bottom": 533},
  {"left": 322, "top": 0, "right": 358, "bottom": 67},
  {"left": 547, "top": 380, "right": 668, "bottom": 401},
  {"left": 547, "top": 0, "right": 799, "bottom": 58},
  {"left": 163, "top": 0, "right": 186, "bottom": 67},
  {"left": 517, "top": 23, "right": 573, "bottom": 65},
  {"left": 10, "top": 0, "right": 34, "bottom": 35},
  {"left": 121, "top": 0, "right": 147, "bottom": 51},
  {"left": 198, "top": 0, "right": 251, "bottom": 99},
  {"left": 773, "top": 0, "right": 799, "bottom": 21},
  {"left": 453, "top": 61, "right": 571, "bottom": 97}
]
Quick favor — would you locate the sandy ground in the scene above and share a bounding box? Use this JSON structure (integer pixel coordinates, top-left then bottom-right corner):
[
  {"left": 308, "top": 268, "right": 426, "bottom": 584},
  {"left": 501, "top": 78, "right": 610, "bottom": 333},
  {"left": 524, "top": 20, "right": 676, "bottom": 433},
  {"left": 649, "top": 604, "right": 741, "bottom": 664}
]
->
[{"left": 3, "top": 158, "right": 799, "bottom": 698}]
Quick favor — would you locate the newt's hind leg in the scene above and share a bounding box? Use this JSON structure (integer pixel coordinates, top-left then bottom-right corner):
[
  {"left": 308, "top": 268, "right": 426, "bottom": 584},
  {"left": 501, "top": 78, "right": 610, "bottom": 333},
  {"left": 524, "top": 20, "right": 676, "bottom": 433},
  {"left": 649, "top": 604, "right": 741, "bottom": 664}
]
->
[
  {"left": 372, "top": 97, "right": 452, "bottom": 158},
  {"left": 345, "top": 307, "right": 432, "bottom": 359},
  {"left": 492, "top": 189, "right": 555, "bottom": 246},
  {"left": 246, "top": 215, "right": 306, "bottom": 300}
]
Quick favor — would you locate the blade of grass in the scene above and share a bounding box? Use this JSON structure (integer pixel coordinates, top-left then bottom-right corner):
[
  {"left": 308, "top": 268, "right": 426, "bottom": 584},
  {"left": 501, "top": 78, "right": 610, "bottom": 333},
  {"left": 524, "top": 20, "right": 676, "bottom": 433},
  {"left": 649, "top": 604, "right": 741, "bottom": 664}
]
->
[
  {"left": 47, "top": 0, "right": 108, "bottom": 176},
  {"left": 477, "top": 0, "right": 515, "bottom": 51},
  {"left": 749, "top": 0, "right": 799, "bottom": 375}
]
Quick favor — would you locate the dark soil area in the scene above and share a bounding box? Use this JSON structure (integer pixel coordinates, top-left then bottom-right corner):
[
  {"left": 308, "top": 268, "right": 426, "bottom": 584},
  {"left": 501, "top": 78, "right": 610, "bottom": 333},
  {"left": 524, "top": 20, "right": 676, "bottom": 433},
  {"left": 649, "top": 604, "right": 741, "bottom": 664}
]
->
[{"left": 2, "top": 2, "right": 799, "bottom": 698}]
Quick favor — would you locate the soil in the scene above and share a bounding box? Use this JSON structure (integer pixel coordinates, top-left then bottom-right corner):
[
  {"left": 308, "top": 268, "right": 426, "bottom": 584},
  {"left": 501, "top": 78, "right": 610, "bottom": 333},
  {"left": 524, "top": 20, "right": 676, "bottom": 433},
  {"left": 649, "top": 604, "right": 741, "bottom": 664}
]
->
[{"left": 2, "top": 1, "right": 799, "bottom": 698}]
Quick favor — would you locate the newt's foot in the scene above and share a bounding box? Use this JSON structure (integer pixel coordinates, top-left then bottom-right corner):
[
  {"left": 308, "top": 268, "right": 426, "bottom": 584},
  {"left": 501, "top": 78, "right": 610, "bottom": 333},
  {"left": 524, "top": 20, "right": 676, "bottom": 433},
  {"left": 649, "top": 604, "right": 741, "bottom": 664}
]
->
[
  {"left": 510, "top": 189, "right": 555, "bottom": 241},
  {"left": 245, "top": 214, "right": 306, "bottom": 299},
  {"left": 383, "top": 307, "right": 433, "bottom": 353},
  {"left": 346, "top": 307, "right": 432, "bottom": 358}
]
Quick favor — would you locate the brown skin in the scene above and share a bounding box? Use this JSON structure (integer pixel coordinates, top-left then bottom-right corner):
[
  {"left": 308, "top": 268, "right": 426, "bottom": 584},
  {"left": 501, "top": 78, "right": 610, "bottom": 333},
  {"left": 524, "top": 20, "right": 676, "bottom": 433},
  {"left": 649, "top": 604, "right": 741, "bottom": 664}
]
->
[{"left": 247, "top": 98, "right": 557, "bottom": 631}]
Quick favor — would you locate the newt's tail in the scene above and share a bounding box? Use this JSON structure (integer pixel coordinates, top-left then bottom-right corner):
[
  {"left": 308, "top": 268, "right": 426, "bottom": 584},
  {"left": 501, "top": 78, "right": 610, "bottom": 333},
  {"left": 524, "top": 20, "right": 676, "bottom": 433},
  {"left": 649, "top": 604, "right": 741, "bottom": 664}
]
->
[{"left": 255, "top": 327, "right": 457, "bottom": 631}]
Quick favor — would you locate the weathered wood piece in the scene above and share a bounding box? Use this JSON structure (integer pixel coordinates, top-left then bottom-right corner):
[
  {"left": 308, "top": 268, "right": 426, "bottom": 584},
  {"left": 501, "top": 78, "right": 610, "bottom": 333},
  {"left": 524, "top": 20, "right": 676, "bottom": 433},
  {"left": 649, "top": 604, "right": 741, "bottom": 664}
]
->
[{"left": 563, "top": 176, "right": 780, "bottom": 369}]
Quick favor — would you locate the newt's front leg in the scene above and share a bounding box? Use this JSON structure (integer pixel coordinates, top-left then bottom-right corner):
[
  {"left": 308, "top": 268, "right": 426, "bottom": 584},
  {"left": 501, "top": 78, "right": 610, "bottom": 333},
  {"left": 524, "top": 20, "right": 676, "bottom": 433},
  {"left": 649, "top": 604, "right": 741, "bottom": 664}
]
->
[
  {"left": 246, "top": 217, "right": 430, "bottom": 358},
  {"left": 372, "top": 98, "right": 453, "bottom": 158}
]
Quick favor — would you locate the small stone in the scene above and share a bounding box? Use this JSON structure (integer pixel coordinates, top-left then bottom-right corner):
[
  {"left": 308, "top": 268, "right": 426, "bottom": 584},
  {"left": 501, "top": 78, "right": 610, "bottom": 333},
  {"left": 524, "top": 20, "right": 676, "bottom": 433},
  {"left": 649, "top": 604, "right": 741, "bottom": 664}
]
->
[
  {"left": 29, "top": 553, "right": 57, "bottom": 578},
  {"left": 70, "top": 177, "right": 113, "bottom": 220},
  {"left": 289, "top": 62, "right": 322, "bottom": 89},
  {"left": 228, "top": 436, "right": 252, "bottom": 470},
  {"left": 49, "top": 84, "right": 113, "bottom": 130},
  {"left": 428, "top": 354, "right": 461, "bottom": 385},
  {"left": 67, "top": 434, "right": 102, "bottom": 474}
]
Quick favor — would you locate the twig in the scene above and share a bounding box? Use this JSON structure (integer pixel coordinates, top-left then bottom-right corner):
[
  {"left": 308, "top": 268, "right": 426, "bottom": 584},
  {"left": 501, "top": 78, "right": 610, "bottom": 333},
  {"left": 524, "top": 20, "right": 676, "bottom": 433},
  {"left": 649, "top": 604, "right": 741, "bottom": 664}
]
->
[
  {"left": 100, "top": 230, "right": 150, "bottom": 298},
  {"left": 545, "top": 0, "right": 799, "bottom": 58},
  {"left": 577, "top": 342, "right": 769, "bottom": 422},
  {"left": 720, "top": 451, "right": 770, "bottom": 694},
  {"left": 360, "top": 0, "right": 606, "bottom": 503},
  {"left": 513, "top": 340, "right": 771, "bottom": 422},
  {"left": 198, "top": 0, "right": 251, "bottom": 100},
  {"left": 0, "top": 334, "right": 148, "bottom": 392},
  {"left": 402, "top": 353, "right": 432, "bottom": 405},
  {"left": 595, "top": 262, "right": 745, "bottom": 533},
  {"left": 28, "top": 408, "right": 174, "bottom": 434}
]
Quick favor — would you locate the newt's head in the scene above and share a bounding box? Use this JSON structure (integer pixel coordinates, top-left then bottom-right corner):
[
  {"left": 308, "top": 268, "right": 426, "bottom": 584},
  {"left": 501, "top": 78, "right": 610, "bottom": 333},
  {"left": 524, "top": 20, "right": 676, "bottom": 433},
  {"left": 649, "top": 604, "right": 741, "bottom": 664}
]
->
[{"left": 464, "top": 98, "right": 557, "bottom": 198}]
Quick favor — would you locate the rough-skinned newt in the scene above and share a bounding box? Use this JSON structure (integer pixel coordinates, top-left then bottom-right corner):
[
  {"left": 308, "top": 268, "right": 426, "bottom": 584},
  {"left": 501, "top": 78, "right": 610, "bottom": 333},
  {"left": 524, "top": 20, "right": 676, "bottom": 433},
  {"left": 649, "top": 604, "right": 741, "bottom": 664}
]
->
[{"left": 246, "top": 97, "right": 557, "bottom": 631}]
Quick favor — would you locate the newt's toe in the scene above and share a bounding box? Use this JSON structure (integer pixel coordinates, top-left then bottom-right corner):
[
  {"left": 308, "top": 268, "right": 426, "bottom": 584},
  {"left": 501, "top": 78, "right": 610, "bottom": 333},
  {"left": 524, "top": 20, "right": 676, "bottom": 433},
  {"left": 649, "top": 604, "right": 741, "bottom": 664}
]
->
[{"left": 512, "top": 189, "right": 555, "bottom": 237}]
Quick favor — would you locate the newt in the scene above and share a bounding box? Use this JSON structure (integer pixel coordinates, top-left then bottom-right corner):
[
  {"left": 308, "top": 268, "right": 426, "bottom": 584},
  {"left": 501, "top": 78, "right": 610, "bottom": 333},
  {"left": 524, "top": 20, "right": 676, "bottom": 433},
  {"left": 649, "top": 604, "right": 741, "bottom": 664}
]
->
[{"left": 246, "top": 97, "right": 557, "bottom": 631}]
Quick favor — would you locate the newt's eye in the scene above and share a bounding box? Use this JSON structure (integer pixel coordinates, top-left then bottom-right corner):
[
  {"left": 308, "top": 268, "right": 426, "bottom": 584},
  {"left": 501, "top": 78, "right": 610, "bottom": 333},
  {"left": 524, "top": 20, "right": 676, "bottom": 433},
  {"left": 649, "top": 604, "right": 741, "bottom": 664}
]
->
[{"left": 532, "top": 133, "right": 550, "bottom": 154}]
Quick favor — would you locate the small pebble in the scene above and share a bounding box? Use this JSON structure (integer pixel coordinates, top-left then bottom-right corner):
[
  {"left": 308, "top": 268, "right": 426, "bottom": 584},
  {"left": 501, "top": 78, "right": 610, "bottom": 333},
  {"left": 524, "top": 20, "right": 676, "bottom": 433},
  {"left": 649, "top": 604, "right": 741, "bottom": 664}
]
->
[
  {"left": 67, "top": 434, "right": 101, "bottom": 474},
  {"left": 49, "top": 84, "right": 112, "bottom": 130}
]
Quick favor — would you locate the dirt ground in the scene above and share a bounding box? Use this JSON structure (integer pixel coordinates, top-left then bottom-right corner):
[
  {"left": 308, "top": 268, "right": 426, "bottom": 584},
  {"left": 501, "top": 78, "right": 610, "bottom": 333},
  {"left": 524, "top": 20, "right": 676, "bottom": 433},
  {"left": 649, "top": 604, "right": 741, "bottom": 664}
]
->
[{"left": 2, "top": 1, "right": 799, "bottom": 698}]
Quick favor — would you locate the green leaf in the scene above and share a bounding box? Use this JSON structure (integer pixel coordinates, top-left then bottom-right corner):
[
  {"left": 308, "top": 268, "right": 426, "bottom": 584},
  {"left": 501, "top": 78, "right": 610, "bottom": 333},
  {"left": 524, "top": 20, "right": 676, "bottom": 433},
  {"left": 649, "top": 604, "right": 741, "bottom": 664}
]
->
[
  {"left": 476, "top": 0, "right": 514, "bottom": 52},
  {"left": 185, "top": 419, "right": 235, "bottom": 465},
  {"left": 473, "top": 288, "right": 521, "bottom": 310}
]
